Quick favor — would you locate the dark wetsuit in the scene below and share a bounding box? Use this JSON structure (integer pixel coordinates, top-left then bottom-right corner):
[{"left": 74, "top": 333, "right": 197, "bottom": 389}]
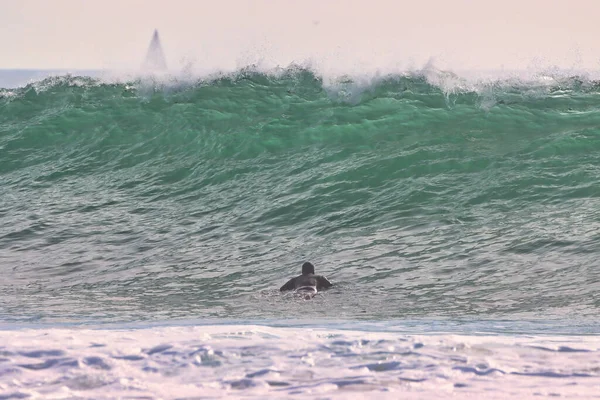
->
[{"left": 280, "top": 273, "right": 333, "bottom": 292}]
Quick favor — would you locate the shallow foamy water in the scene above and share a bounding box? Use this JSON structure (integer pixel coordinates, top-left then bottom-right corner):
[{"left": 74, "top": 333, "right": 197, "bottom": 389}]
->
[{"left": 1, "top": 324, "right": 599, "bottom": 399}]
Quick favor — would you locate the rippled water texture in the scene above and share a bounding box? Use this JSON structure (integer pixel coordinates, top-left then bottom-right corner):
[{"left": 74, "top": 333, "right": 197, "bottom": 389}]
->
[{"left": 1, "top": 70, "right": 600, "bottom": 324}]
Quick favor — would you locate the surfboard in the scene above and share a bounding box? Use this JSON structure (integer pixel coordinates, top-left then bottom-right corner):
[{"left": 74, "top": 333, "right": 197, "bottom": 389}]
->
[{"left": 295, "top": 286, "right": 317, "bottom": 300}]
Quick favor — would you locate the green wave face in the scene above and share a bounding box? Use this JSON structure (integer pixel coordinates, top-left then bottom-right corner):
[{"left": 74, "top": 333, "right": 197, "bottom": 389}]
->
[{"left": 1, "top": 71, "right": 600, "bottom": 324}]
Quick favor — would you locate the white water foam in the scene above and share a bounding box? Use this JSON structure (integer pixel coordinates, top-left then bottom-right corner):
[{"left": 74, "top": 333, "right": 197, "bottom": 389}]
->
[{"left": 0, "top": 325, "right": 599, "bottom": 399}]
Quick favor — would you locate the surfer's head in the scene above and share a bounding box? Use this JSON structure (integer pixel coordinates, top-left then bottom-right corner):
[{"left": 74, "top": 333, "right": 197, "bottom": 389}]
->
[{"left": 301, "top": 262, "right": 315, "bottom": 275}]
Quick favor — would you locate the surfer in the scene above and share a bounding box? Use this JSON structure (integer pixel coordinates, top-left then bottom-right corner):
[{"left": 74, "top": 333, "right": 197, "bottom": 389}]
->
[{"left": 280, "top": 262, "right": 333, "bottom": 293}]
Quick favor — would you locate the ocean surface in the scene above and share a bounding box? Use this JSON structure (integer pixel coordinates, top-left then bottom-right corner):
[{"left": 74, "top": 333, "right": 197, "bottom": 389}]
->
[{"left": 1, "top": 68, "right": 600, "bottom": 398}]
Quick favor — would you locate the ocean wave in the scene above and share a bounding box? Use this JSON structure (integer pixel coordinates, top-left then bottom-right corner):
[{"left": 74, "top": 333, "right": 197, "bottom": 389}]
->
[{"left": 1, "top": 65, "right": 600, "bottom": 324}]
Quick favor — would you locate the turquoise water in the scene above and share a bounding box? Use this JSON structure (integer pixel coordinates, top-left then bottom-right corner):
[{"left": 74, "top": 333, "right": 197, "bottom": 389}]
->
[
  {"left": 2, "top": 69, "right": 600, "bottom": 398},
  {"left": 1, "top": 70, "right": 600, "bottom": 325}
]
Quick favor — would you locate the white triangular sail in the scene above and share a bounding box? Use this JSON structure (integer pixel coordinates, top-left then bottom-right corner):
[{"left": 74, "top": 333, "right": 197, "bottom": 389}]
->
[{"left": 142, "top": 30, "right": 167, "bottom": 71}]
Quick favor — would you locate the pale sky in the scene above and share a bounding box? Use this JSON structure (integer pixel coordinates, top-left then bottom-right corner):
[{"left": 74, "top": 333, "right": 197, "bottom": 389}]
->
[{"left": 1, "top": 0, "right": 599, "bottom": 74}]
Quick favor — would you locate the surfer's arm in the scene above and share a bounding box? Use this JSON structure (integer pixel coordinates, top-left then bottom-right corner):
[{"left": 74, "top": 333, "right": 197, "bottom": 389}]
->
[
  {"left": 316, "top": 276, "right": 333, "bottom": 290},
  {"left": 280, "top": 278, "right": 296, "bottom": 292}
]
